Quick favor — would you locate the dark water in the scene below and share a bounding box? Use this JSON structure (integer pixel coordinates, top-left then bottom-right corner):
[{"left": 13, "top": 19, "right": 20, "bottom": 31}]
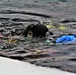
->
[
  {"left": 0, "top": 1, "right": 76, "bottom": 74},
  {"left": 0, "top": 0, "right": 76, "bottom": 3}
]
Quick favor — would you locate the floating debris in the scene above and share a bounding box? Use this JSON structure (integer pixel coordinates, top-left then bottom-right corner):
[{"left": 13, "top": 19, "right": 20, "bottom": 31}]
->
[
  {"left": 45, "top": 39, "right": 51, "bottom": 43},
  {"left": 58, "top": 23, "right": 67, "bottom": 30}
]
